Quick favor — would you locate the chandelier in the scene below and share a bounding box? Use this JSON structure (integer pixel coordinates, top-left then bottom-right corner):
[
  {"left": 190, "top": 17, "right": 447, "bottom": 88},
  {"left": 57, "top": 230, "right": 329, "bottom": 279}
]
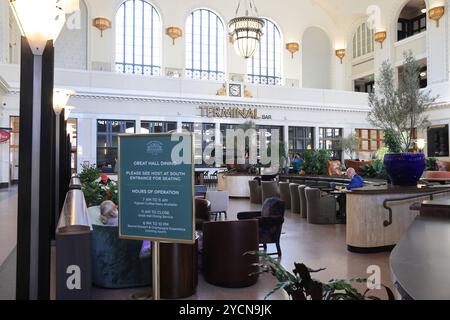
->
[{"left": 228, "top": 0, "right": 265, "bottom": 59}]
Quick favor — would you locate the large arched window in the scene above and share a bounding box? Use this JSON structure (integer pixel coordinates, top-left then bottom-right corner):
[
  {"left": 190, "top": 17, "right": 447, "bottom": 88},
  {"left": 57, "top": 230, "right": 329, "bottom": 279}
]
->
[
  {"left": 115, "top": 0, "right": 161, "bottom": 75},
  {"left": 247, "top": 18, "right": 282, "bottom": 86},
  {"left": 186, "top": 9, "right": 225, "bottom": 81},
  {"left": 352, "top": 22, "right": 374, "bottom": 59}
]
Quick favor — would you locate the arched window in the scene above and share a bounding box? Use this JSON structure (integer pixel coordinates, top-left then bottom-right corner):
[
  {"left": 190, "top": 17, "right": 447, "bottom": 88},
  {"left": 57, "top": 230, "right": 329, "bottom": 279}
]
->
[
  {"left": 247, "top": 18, "right": 282, "bottom": 86},
  {"left": 397, "top": 0, "right": 427, "bottom": 41},
  {"left": 115, "top": 0, "right": 161, "bottom": 75},
  {"left": 186, "top": 9, "right": 225, "bottom": 81},
  {"left": 352, "top": 22, "right": 374, "bottom": 59}
]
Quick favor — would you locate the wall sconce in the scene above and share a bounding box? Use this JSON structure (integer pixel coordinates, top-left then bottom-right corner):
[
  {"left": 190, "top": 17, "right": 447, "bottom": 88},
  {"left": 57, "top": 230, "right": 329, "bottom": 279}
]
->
[
  {"left": 429, "top": 6, "right": 445, "bottom": 28},
  {"left": 374, "top": 31, "right": 387, "bottom": 49},
  {"left": 335, "top": 49, "right": 346, "bottom": 64},
  {"left": 93, "top": 17, "right": 111, "bottom": 37},
  {"left": 166, "top": 27, "right": 182, "bottom": 45},
  {"left": 286, "top": 42, "right": 300, "bottom": 59}
]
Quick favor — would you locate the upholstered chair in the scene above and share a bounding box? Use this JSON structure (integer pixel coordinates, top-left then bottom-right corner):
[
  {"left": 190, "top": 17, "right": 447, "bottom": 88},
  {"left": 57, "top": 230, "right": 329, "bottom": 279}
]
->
[
  {"left": 202, "top": 220, "right": 259, "bottom": 288},
  {"left": 305, "top": 188, "right": 337, "bottom": 225},
  {"left": 237, "top": 198, "right": 285, "bottom": 257},
  {"left": 298, "top": 185, "right": 308, "bottom": 219},
  {"left": 248, "top": 180, "right": 262, "bottom": 204},
  {"left": 279, "top": 182, "right": 291, "bottom": 210},
  {"left": 289, "top": 183, "right": 301, "bottom": 214},
  {"left": 206, "top": 191, "right": 229, "bottom": 221},
  {"left": 327, "top": 160, "right": 344, "bottom": 176},
  {"left": 261, "top": 181, "right": 280, "bottom": 202},
  {"left": 195, "top": 198, "right": 211, "bottom": 231}
]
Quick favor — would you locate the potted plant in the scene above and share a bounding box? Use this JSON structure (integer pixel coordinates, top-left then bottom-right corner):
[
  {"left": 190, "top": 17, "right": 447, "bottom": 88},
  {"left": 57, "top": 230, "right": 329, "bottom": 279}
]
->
[
  {"left": 247, "top": 252, "right": 394, "bottom": 300},
  {"left": 367, "top": 51, "right": 437, "bottom": 186},
  {"left": 302, "top": 150, "right": 331, "bottom": 176},
  {"left": 339, "top": 133, "right": 360, "bottom": 160}
]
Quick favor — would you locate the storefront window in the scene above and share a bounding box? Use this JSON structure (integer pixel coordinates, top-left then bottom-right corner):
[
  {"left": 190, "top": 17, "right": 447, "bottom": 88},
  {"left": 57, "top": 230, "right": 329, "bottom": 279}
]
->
[
  {"left": 319, "top": 127, "right": 343, "bottom": 160},
  {"left": 356, "top": 129, "right": 384, "bottom": 152},
  {"left": 289, "top": 127, "right": 314, "bottom": 156},
  {"left": 9, "top": 116, "right": 20, "bottom": 183},
  {"left": 67, "top": 118, "right": 78, "bottom": 174},
  {"left": 182, "top": 122, "right": 215, "bottom": 166},
  {"left": 97, "top": 119, "right": 136, "bottom": 173},
  {"left": 141, "top": 121, "right": 177, "bottom": 133}
]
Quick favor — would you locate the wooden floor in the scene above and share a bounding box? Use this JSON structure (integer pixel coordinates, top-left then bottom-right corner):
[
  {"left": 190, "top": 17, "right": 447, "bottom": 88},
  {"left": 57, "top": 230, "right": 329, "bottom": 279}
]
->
[{"left": 0, "top": 188, "right": 393, "bottom": 300}]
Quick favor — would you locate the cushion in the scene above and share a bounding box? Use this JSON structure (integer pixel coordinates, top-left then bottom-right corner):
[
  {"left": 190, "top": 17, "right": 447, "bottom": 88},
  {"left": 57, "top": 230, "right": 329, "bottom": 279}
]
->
[
  {"left": 436, "top": 160, "right": 450, "bottom": 171},
  {"left": 261, "top": 197, "right": 285, "bottom": 217}
]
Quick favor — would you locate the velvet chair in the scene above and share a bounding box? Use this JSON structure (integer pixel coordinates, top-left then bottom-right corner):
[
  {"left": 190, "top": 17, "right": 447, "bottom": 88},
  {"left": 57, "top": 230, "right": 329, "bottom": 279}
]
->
[
  {"left": 279, "top": 182, "right": 291, "bottom": 210},
  {"left": 289, "top": 183, "right": 301, "bottom": 214},
  {"left": 202, "top": 220, "right": 259, "bottom": 288},
  {"left": 261, "top": 181, "right": 280, "bottom": 203},
  {"left": 91, "top": 224, "right": 151, "bottom": 288},
  {"left": 298, "top": 185, "right": 307, "bottom": 219},
  {"left": 195, "top": 198, "right": 210, "bottom": 231},
  {"left": 248, "top": 180, "right": 262, "bottom": 204},
  {"left": 305, "top": 188, "right": 337, "bottom": 225},
  {"left": 237, "top": 198, "right": 285, "bottom": 257}
]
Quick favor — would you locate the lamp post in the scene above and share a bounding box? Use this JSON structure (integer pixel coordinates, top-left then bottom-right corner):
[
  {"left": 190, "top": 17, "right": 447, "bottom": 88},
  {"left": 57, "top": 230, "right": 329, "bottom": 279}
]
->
[{"left": 9, "top": 0, "right": 79, "bottom": 300}]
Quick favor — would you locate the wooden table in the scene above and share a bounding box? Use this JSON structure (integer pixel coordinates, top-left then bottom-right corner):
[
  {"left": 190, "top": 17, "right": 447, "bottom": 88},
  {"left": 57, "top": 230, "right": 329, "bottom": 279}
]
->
[{"left": 421, "top": 198, "right": 450, "bottom": 218}]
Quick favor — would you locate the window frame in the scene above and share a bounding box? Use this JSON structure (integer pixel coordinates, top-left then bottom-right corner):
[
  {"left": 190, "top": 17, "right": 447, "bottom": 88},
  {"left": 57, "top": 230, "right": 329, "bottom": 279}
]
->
[
  {"left": 115, "top": 0, "right": 162, "bottom": 76},
  {"left": 185, "top": 8, "right": 226, "bottom": 81},
  {"left": 247, "top": 17, "right": 283, "bottom": 86}
]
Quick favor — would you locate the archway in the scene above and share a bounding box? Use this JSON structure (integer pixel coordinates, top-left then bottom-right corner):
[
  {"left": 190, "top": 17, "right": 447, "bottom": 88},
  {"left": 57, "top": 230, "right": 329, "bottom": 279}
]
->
[
  {"left": 397, "top": 0, "right": 427, "bottom": 41},
  {"left": 302, "top": 27, "right": 331, "bottom": 89}
]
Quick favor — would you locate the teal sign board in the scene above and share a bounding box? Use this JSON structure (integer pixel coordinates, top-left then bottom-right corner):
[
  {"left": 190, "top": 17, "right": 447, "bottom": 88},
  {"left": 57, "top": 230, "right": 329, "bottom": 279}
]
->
[{"left": 118, "top": 133, "right": 194, "bottom": 244}]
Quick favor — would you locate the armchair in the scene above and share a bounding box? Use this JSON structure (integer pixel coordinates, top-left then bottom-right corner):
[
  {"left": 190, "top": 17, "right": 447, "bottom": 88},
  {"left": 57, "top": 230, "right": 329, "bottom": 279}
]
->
[
  {"left": 305, "top": 188, "right": 337, "bottom": 225},
  {"left": 248, "top": 180, "right": 262, "bottom": 204},
  {"left": 195, "top": 198, "right": 210, "bottom": 231},
  {"left": 327, "top": 160, "right": 344, "bottom": 176},
  {"left": 237, "top": 197, "right": 285, "bottom": 257}
]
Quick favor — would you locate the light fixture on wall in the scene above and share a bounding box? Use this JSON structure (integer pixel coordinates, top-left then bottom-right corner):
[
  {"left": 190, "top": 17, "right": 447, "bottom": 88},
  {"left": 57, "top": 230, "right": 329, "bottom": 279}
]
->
[
  {"left": 93, "top": 17, "right": 111, "bottom": 37},
  {"left": 166, "top": 27, "right": 182, "bottom": 45},
  {"left": 228, "top": 0, "right": 265, "bottom": 59},
  {"left": 374, "top": 31, "right": 387, "bottom": 49},
  {"left": 335, "top": 49, "right": 346, "bottom": 64},
  {"left": 429, "top": 6, "right": 445, "bottom": 28},
  {"left": 286, "top": 42, "right": 300, "bottom": 59}
]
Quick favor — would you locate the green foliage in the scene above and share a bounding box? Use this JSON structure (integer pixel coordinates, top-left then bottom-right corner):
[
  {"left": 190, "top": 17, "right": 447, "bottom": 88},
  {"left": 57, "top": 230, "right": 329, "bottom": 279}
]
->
[
  {"left": 376, "top": 147, "right": 389, "bottom": 160},
  {"left": 79, "top": 164, "right": 100, "bottom": 184},
  {"left": 426, "top": 157, "right": 437, "bottom": 171},
  {"left": 338, "top": 134, "right": 360, "bottom": 159},
  {"left": 303, "top": 150, "right": 332, "bottom": 175},
  {"left": 368, "top": 51, "right": 437, "bottom": 152},
  {"left": 246, "top": 252, "right": 394, "bottom": 301},
  {"left": 360, "top": 159, "right": 387, "bottom": 180},
  {"left": 383, "top": 129, "right": 401, "bottom": 153},
  {"left": 82, "top": 181, "right": 104, "bottom": 207},
  {"left": 79, "top": 163, "right": 119, "bottom": 207}
]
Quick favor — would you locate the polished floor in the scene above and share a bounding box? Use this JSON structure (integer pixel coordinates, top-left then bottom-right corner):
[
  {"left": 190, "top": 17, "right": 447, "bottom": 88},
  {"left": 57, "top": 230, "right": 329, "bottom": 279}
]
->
[{"left": 0, "top": 187, "right": 393, "bottom": 300}]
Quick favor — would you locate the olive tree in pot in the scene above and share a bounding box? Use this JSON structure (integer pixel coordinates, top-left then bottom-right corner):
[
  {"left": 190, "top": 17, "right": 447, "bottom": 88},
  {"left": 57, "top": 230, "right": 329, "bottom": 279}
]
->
[{"left": 367, "top": 51, "right": 437, "bottom": 186}]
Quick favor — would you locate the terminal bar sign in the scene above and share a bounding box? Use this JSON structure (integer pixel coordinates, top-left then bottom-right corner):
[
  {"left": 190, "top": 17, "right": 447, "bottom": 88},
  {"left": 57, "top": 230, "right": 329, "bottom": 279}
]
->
[
  {"left": 118, "top": 133, "right": 195, "bottom": 244},
  {"left": 199, "top": 106, "right": 258, "bottom": 119}
]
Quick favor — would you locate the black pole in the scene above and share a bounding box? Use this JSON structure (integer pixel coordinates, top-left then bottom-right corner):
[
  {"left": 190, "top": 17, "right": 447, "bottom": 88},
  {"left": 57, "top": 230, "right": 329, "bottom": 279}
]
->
[{"left": 16, "top": 38, "right": 54, "bottom": 300}]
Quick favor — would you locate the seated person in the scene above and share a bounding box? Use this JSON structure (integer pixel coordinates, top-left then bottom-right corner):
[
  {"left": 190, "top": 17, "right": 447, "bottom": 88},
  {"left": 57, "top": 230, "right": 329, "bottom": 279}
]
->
[
  {"left": 99, "top": 173, "right": 112, "bottom": 186},
  {"left": 99, "top": 200, "right": 118, "bottom": 226},
  {"left": 345, "top": 168, "right": 364, "bottom": 190},
  {"left": 291, "top": 153, "right": 304, "bottom": 173}
]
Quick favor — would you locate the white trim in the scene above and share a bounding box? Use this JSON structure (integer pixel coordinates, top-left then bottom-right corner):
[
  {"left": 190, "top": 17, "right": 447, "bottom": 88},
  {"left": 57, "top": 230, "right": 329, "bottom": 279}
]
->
[{"left": 394, "top": 31, "right": 426, "bottom": 47}]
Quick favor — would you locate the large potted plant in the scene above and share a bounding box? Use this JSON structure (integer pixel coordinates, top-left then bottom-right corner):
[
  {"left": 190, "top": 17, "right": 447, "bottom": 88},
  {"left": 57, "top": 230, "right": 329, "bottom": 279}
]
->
[{"left": 367, "top": 51, "right": 437, "bottom": 186}]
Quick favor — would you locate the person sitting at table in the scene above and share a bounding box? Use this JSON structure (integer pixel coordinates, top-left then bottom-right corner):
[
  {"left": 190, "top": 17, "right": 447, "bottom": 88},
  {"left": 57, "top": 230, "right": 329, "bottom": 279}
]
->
[
  {"left": 291, "top": 153, "right": 304, "bottom": 174},
  {"left": 345, "top": 168, "right": 364, "bottom": 190}
]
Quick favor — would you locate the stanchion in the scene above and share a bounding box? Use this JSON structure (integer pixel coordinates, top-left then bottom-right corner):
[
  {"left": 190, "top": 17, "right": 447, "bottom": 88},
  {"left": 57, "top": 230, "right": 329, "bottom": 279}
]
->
[{"left": 130, "top": 240, "right": 160, "bottom": 300}]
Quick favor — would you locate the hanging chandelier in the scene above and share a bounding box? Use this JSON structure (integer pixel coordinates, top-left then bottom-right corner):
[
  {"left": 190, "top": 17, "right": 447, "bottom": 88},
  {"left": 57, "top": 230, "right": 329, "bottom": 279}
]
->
[{"left": 228, "top": 0, "right": 265, "bottom": 59}]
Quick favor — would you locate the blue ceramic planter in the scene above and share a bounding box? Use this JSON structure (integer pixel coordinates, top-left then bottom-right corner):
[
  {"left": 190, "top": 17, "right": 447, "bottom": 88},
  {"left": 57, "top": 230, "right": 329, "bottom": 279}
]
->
[{"left": 384, "top": 153, "right": 426, "bottom": 186}]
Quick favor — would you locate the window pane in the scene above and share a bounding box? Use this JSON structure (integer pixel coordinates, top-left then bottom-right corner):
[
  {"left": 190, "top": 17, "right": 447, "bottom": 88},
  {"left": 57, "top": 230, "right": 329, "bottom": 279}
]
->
[{"left": 115, "top": 0, "right": 161, "bottom": 75}]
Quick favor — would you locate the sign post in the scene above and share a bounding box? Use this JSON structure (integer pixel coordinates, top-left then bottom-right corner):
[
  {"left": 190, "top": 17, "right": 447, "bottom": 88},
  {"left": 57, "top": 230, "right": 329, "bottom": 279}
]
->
[{"left": 118, "top": 133, "right": 195, "bottom": 300}]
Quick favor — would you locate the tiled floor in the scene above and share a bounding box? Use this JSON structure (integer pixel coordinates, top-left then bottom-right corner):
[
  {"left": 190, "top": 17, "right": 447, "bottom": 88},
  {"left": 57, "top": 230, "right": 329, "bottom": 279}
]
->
[
  {"left": 0, "top": 187, "right": 17, "bottom": 267},
  {"left": 0, "top": 188, "right": 393, "bottom": 300},
  {"left": 90, "top": 199, "right": 393, "bottom": 300}
]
